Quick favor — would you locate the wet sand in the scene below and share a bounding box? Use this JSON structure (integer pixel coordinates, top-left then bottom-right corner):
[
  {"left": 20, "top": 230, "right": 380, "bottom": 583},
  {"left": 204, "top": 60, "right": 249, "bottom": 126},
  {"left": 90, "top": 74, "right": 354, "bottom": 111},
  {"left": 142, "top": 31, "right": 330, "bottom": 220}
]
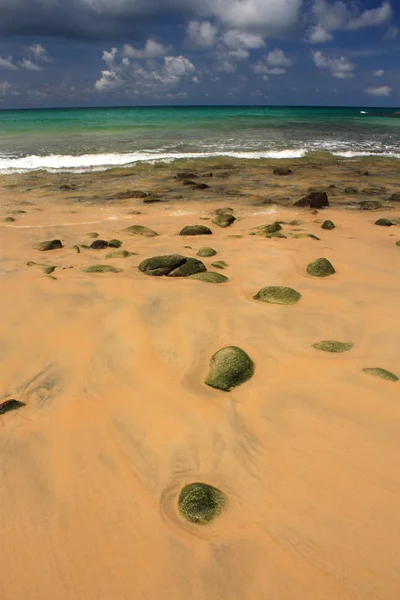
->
[{"left": 1, "top": 158, "right": 400, "bottom": 600}]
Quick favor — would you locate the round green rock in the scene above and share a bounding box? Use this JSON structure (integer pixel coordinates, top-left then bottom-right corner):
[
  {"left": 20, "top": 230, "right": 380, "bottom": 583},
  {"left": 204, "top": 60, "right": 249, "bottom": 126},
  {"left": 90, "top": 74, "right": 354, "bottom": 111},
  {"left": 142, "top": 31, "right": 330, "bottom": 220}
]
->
[
  {"left": 197, "top": 247, "right": 217, "bottom": 257},
  {"left": 254, "top": 286, "right": 301, "bottom": 305},
  {"left": 205, "top": 346, "right": 254, "bottom": 392},
  {"left": 189, "top": 272, "right": 228, "bottom": 283},
  {"left": 178, "top": 483, "right": 227, "bottom": 525},
  {"left": 306, "top": 258, "right": 335, "bottom": 277},
  {"left": 321, "top": 220, "right": 335, "bottom": 230}
]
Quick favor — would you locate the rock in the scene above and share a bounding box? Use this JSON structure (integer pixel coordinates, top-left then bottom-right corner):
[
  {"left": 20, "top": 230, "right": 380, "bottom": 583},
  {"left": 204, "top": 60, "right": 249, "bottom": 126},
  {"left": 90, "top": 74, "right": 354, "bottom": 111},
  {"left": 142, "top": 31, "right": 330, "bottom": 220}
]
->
[
  {"left": 205, "top": 346, "right": 254, "bottom": 391},
  {"left": 139, "top": 255, "right": 206, "bottom": 277},
  {"left": 313, "top": 341, "right": 354, "bottom": 353},
  {"left": 45, "top": 275, "right": 57, "bottom": 280},
  {"left": 191, "top": 183, "right": 210, "bottom": 190},
  {"left": 90, "top": 240, "right": 109, "bottom": 249},
  {"left": 86, "top": 232, "right": 99, "bottom": 238},
  {"left": 178, "top": 483, "right": 227, "bottom": 525},
  {"left": 121, "top": 225, "right": 159, "bottom": 237},
  {"left": 0, "top": 399, "right": 26, "bottom": 415},
  {"left": 72, "top": 245, "right": 80, "bottom": 253},
  {"left": 143, "top": 197, "right": 162, "bottom": 204},
  {"left": 215, "top": 207, "right": 234, "bottom": 215},
  {"left": 396, "top": 240, "right": 400, "bottom": 247},
  {"left": 83, "top": 265, "right": 121, "bottom": 273},
  {"left": 359, "top": 200, "right": 382, "bottom": 210},
  {"left": 289, "top": 220, "right": 303, "bottom": 226},
  {"left": 59, "top": 183, "right": 77, "bottom": 191},
  {"left": 362, "top": 368, "right": 398, "bottom": 382},
  {"left": 345, "top": 187, "right": 358, "bottom": 194},
  {"left": 9, "top": 209, "right": 26, "bottom": 214},
  {"left": 254, "top": 286, "right": 301, "bottom": 305},
  {"left": 176, "top": 172, "right": 198, "bottom": 180},
  {"left": 108, "top": 239, "right": 122, "bottom": 248},
  {"left": 321, "top": 220, "right": 335, "bottom": 230},
  {"left": 33, "top": 240, "right": 63, "bottom": 251},
  {"left": 227, "top": 235, "right": 243, "bottom": 239},
  {"left": 212, "top": 213, "right": 236, "bottom": 228},
  {"left": 5, "top": 217, "right": 15, "bottom": 223},
  {"left": 211, "top": 261, "right": 228, "bottom": 269},
  {"left": 182, "top": 179, "right": 196, "bottom": 186},
  {"left": 375, "top": 218, "right": 394, "bottom": 227},
  {"left": 79, "top": 244, "right": 90, "bottom": 249},
  {"left": 362, "top": 186, "right": 386, "bottom": 195},
  {"left": 105, "top": 250, "right": 132, "bottom": 259},
  {"left": 389, "top": 193, "right": 400, "bottom": 202},
  {"left": 307, "top": 258, "right": 335, "bottom": 277},
  {"left": 43, "top": 266, "right": 56, "bottom": 275},
  {"left": 179, "top": 225, "right": 212, "bottom": 236},
  {"left": 197, "top": 247, "right": 217, "bottom": 257},
  {"left": 294, "top": 233, "right": 320, "bottom": 240},
  {"left": 294, "top": 192, "right": 329, "bottom": 209},
  {"left": 190, "top": 271, "right": 228, "bottom": 283},
  {"left": 113, "top": 190, "right": 148, "bottom": 199},
  {"left": 273, "top": 167, "right": 292, "bottom": 175},
  {"left": 255, "top": 222, "right": 282, "bottom": 234}
]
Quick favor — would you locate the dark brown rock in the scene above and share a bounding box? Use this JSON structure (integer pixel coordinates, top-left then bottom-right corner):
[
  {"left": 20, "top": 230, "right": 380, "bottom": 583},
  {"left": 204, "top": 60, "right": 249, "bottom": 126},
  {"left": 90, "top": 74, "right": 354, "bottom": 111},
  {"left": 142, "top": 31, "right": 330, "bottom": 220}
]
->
[
  {"left": 273, "top": 167, "right": 292, "bottom": 175},
  {"left": 389, "top": 193, "right": 400, "bottom": 202},
  {"left": 192, "top": 183, "right": 210, "bottom": 190},
  {"left": 0, "top": 399, "right": 26, "bottom": 415},
  {"left": 359, "top": 200, "right": 382, "bottom": 211},
  {"left": 90, "top": 240, "right": 109, "bottom": 249},
  {"left": 112, "top": 190, "right": 148, "bottom": 199},
  {"left": 176, "top": 172, "right": 198, "bottom": 180},
  {"left": 294, "top": 192, "right": 329, "bottom": 209},
  {"left": 345, "top": 187, "right": 358, "bottom": 194}
]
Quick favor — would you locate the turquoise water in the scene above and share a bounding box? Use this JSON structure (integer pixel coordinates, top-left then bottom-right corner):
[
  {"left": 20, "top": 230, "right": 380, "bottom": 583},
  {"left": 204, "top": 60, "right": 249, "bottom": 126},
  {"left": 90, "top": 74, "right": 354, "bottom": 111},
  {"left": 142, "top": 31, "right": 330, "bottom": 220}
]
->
[{"left": 0, "top": 105, "right": 399, "bottom": 172}]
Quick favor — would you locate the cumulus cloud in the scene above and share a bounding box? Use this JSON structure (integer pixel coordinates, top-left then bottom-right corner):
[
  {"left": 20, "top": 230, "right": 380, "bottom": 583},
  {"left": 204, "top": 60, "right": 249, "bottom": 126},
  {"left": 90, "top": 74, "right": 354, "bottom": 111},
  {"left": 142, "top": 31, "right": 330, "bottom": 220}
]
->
[
  {"left": 0, "top": 81, "right": 11, "bottom": 96},
  {"left": 306, "top": 24, "right": 333, "bottom": 43},
  {"left": 222, "top": 29, "right": 265, "bottom": 49},
  {"left": 122, "top": 39, "right": 170, "bottom": 59},
  {"left": 384, "top": 25, "right": 398, "bottom": 39},
  {"left": 374, "top": 69, "right": 384, "bottom": 77},
  {"left": 364, "top": 85, "right": 391, "bottom": 96},
  {"left": 186, "top": 21, "right": 218, "bottom": 48},
  {"left": 253, "top": 48, "right": 293, "bottom": 75},
  {"left": 20, "top": 58, "right": 43, "bottom": 71},
  {"left": 0, "top": 56, "right": 18, "bottom": 70},
  {"left": 312, "top": 50, "right": 355, "bottom": 78},
  {"left": 29, "top": 43, "right": 52, "bottom": 62}
]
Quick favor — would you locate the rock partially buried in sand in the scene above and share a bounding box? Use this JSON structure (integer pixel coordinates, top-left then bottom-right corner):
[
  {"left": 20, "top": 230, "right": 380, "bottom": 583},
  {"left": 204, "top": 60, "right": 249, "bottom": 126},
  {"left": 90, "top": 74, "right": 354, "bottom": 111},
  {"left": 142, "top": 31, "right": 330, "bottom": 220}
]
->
[
  {"left": 108, "top": 239, "right": 122, "bottom": 248},
  {"left": 139, "top": 255, "right": 206, "bottom": 277},
  {"left": 307, "top": 258, "right": 335, "bottom": 277},
  {"left": 362, "top": 368, "right": 399, "bottom": 382},
  {"left": 72, "top": 245, "right": 80, "bottom": 253},
  {"left": 212, "top": 213, "right": 236, "bottom": 228},
  {"left": 215, "top": 207, "right": 234, "bottom": 215},
  {"left": 205, "top": 346, "right": 254, "bottom": 391},
  {"left": 178, "top": 483, "right": 227, "bottom": 525},
  {"left": 113, "top": 190, "right": 148, "bottom": 199},
  {"left": 359, "top": 201, "right": 382, "bottom": 211},
  {"left": 197, "top": 247, "right": 217, "bottom": 257},
  {"left": 211, "top": 261, "right": 228, "bottom": 269},
  {"left": 105, "top": 250, "right": 132, "bottom": 259},
  {"left": 396, "top": 240, "right": 400, "bottom": 247},
  {"left": 254, "top": 286, "right": 301, "bottom": 305},
  {"left": 313, "top": 341, "right": 354, "bottom": 353},
  {"left": 34, "top": 240, "right": 63, "bottom": 251},
  {"left": 389, "top": 193, "right": 400, "bottom": 202},
  {"left": 189, "top": 271, "right": 228, "bottom": 283},
  {"left": 121, "top": 225, "right": 159, "bottom": 237},
  {"left": 143, "top": 196, "right": 162, "bottom": 204},
  {"left": 83, "top": 265, "right": 121, "bottom": 273},
  {"left": 5, "top": 217, "right": 15, "bottom": 223},
  {"left": 375, "top": 218, "right": 394, "bottom": 227},
  {"left": 273, "top": 167, "right": 292, "bottom": 175},
  {"left": 86, "top": 232, "right": 99, "bottom": 238},
  {"left": 191, "top": 183, "right": 210, "bottom": 190},
  {"left": 0, "top": 399, "right": 26, "bottom": 415},
  {"left": 90, "top": 240, "right": 109, "bottom": 249},
  {"left": 179, "top": 225, "right": 212, "bottom": 236},
  {"left": 294, "top": 233, "right": 320, "bottom": 240},
  {"left": 322, "top": 220, "right": 335, "bottom": 230},
  {"left": 294, "top": 192, "right": 329, "bottom": 209},
  {"left": 345, "top": 187, "right": 358, "bottom": 194}
]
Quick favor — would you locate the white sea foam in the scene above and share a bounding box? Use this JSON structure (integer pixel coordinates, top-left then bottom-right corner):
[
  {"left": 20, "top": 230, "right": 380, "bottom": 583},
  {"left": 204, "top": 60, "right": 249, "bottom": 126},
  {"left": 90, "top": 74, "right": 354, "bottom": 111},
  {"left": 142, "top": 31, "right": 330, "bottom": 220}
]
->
[{"left": 332, "top": 151, "right": 400, "bottom": 158}]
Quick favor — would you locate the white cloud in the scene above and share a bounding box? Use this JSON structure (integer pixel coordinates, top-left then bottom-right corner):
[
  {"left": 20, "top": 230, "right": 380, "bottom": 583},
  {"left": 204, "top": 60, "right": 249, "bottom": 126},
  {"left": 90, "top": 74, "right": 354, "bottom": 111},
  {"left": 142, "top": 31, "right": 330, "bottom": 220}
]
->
[
  {"left": 374, "top": 69, "right": 384, "bottom": 77},
  {"left": 0, "top": 56, "right": 18, "bottom": 70},
  {"left": 222, "top": 29, "right": 265, "bottom": 49},
  {"left": 384, "top": 25, "right": 398, "bottom": 40},
  {"left": 306, "top": 24, "right": 333, "bottom": 43},
  {"left": 186, "top": 20, "right": 218, "bottom": 48},
  {"left": 364, "top": 85, "right": 392, "bottom": 96},
  {"left": 312, "top": 50, "right": 355, "bottom": 79},
  {"left": 122, "top": 39, "right": 170, "bottom": 59},
  {"left": 347, "top": 2, "right": 392, "bottom": 29},
  {"left": 212, "top": 0, "right": 301, "bottom": 32},
  {"left": 29, "top": 43, "right": 51, "bottom": 63},
  {"left": 20, "top": 58, "right": 43, "bottom": 71},
  {"left": 0, "top": 81, "right": 11, "bottom": 96},
  {"left": 253, "top": 48, "right": 293, "bottom": 76}
]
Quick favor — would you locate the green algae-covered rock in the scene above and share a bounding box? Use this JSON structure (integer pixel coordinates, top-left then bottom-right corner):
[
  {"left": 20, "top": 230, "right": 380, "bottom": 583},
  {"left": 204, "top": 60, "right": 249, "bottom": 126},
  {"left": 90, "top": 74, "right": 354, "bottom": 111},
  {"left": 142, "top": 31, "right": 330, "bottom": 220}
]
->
[
  {"left": 197, "top": 247, "right": 217, "bottom": 257},
  {"left": 313, "top": 341, "right": 354, "bottom": 353},
  {"left": 72, "top": 245, "right": 80, "bottom": 253},
  {"left": 362, "top": 368, "right": 398, "bottom": 382},
  {"left": 322, "top": 220, "right": 335, "bottom": 230},
  {"left": 212, "top": 213, "right": 236, "bottom": 228},
  {"left": 178, "top": 483, "right": 227, "bottom": 525},
  {"left": 375, "top": 218, "right": 394, "bottom": 227},
  {"left": 0, "top": 399, "right": 26, "bottom": 415},
  {"left": 205, "top": 346, "right": 254, "bottom": 391},
  {"left": 121, "top": 225, "right": 159, "bottom": 237},
  {"left": 256, "top": 221, "right": 282, "bottom": 234},
  {"left": 139, "top": 255, "right": 206, "bottom": 277},
  {"left": 9, "top": 210, "right": 26, "bottom": 214},
  {"left": 105, "top": 250, "right": 132, "bottom": 259},
  {"left": 5, "top": 217, "right": 15, "bottom": 223},
  {"left": 83, "top": 264, "right": 121, "bottom": 273},
  {"left": 108, "top": 239, "right": 122, "bottom": 248},
  {"left": 294, "top": 233, "right": 320, "bottom": 240},
  {"left": 359, "top": 200, "right": 382, "bottom": 211},
  {"left": 45, "top": 275, "right": 57, "bottom": 280},
  {"left": 211, "top": 261, "right": 228, "bottom": 269},
  {"left": 43, "top": 266, "right": 56, "bottom": 275},
  {"left": 254, "top": 286, "right": 301, "bottom": 305},
  {"left": 396, "top": 240, "right": 400, "bottom": 247},
  {"left": 33, "top": 239, "right": 63, "bottom": 251},
  {"left": 215, "top": 207, "right": 234, "bottom": 215},
  {"left": 289, "top": 220, "right": 303, "bottom": 226},
  {"left": 86, "top": 232, "right": 99, "bottom": 238},
  {"left": 179, "top": 225, "right": 212, "bottom": 236},
  {"left": 307, "top": 257, "right": 335, "bottom": 277},
  {"left": 189, "top": 271, "right": 228, "bottom": 283}
]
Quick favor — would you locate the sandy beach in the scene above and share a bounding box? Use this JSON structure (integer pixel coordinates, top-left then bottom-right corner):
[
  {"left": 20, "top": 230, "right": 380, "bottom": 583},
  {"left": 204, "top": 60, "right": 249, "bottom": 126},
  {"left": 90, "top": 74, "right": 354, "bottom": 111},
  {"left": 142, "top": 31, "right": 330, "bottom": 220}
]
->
[{"left": 1, "top": 157, "right": 400, "bottom": 600}]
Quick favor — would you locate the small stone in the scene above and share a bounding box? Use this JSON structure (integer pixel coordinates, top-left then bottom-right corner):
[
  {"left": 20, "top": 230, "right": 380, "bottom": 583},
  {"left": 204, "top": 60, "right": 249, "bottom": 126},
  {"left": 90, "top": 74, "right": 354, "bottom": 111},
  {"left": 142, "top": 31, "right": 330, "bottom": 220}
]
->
[
  {"left": 307, "top": 258, "right": 335, "bottom": 277},
  {"left": 254, "top": 286, "right": 301, "bottom": 305},
  {"left": 182, "top": 180, "right": 196, "bottom": 186},
  {"left": 313, "top": 341, "right": 354, "bottom": 353},
  {"left": 362, "top": 368, "right": 398, "bottom": 382},
  {"left": 5, "top": 217, "right": 15, "bottom": 223},
  {"left": 113, "top": 190, "right": 148, "bottom": 199},
  {"left": 359, "top": 201, "right": 382, "bottom": 211},
  {"left": 189, "top": 271, "right": 228, "bottom": 283},
  {"left": 273, "top": 167, "right": 292, "bottom": 175},
  {"left": 321, "top": 220, "right": 335, "bottom": 230},
  {"left": 191, "top": 183, "right": 210, "bottom": 190},
  {"left": 294, "top": 192, "right": 329, "bottom": 209},
  {"left": 43, "top": 266, "right": 56, "bottom": 275},
  {"left": 215, "top": 207, "right": 234, "bottom": 215},
  {"left": 83, "top": 265, "right": 121, "bottom": 273},
  {"left": 105, "top": 250, "right": 132, "bottom": 259},
  {"left": 108, "top": 239, "right": 122, "bottom": 248},
  {"left": 139, "top": 255, "right": 206, "bottom": 277},
  {"left": 294, "top": 233, "right": 320, "bottom": 240},
  {"left": 213, "top": 213, "right": 236, "bottom": 228},
  {"left": 396, "top": 240, "right": 400, "bottom": 247},
  {"left": 143, "top": 197, "right": 162, "bottom": 203},
  {"left": 345, "top": 187, "right": 358, "bottom": 194},
  {"left": 121, "top": 225, "right": 159, "bottom": 237},
  {"left": 72, "top": 245, "right": 80, "bottom": 253},
  {"left": 205, "top": 346, "right": 254, "bottom": 391},
  {"left": 90, "top": 240, "right": 109, "bottom": 249},
  {"left": 289, "top": 220, "right": 303, "bottom": 226},
  {"left": 178, "top": 483, "right": 227, "bottom": 525},
  {"left": 33, "top": 240, "right": 63, "bottom": 251},
  {"left": 0, "top": 399, "right": 26, "bottom": 415},
  {"left": 375, "top": 218, "right": 394, "bottom": 227},
  {"left": 197, "top": 247, "right": 217, "bottom": 257},
  {"left": 86, "top": 232, "right": 99, "bottom": 238},
  {"left": 211, "top": 261, "right": 228, "bottom": 269},
  {"left": 389, "top": 193, "right": 400, "bottom": 202},
  {"left": 179, "top": 225, "right": 212, "bottom": 236}
]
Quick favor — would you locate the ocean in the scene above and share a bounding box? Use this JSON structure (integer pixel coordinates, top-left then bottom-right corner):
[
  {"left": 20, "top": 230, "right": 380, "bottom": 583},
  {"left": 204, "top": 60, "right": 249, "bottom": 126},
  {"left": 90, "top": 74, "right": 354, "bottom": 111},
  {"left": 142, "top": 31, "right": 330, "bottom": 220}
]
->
[{"left": 0, "top": 105, "right": 399, "bottom": 173}]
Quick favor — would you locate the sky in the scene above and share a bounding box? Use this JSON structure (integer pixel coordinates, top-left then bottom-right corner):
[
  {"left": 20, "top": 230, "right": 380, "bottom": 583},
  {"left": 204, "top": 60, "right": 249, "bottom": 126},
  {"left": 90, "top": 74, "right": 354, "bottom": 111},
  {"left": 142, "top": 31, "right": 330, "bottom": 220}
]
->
[{"left": 0, "top": 0, "right": 399, "bottom": 108}]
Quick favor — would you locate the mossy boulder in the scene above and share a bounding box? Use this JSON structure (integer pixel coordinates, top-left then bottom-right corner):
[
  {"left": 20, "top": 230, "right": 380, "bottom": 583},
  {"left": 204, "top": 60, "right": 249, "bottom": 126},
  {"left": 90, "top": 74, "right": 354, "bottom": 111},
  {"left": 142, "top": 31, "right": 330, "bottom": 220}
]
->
[
  {"left": 189, "top": 271, "right": 228, "bottom": 283},
  {"left": 197, "top": 247, "right": 217, "bottom": 257},
  {"left": 294, "top": 233, "right": 320, "bottom": 240},
  {"left": 178, "top": 483, "right": 227, "bottom": 525},
  {"left": 90, "top": 239, "right": 109, "bottom": 249},
  {"left": 256, "top": 221, "right": 282, "bottom": 234},
  {"left": 83, "top": 265, "right": 121, "bottom": 273},
  {"left": 359, "top": 200, "right": 382, "bottom": 211},
  {"left": 215, "top": 207, "right": 234, "bottom": 215},
  {"left": 0, "top": 399, "right": 26, "bottom": 415},
  {"left": 212, "top": 213, "right": 236, "bottom": 228},
  {"left": 362, "top": 368, "right": 398, "bottom": 382},
  {"left": 86, "top": 232, "right": 99, "bottom": 238},
  {"left": 108, "top": 239, "right": 122, "bottom": 248},
  {"left": 307, "top": 258, "right": 335, "bottom": 277},
  {"left": 121, "top": 225, "right": 159, "bottom": 237},
  {"left": 322, "top": 220, "right": 335, "bottom": 230},
  {"left": 211, "top": 261, "right": 228, "bottom": 269},
  {"left": 313, "top": 341, "right": 354, "bottom": 353},
  {"left": 254, "top": 286, "right": 301, "bottom": 305},
  {"left": 375, "top": 218, "right": 394, "bottom": 227},
  {"left": 139, "top": 255, "right": 206, "bottom": 277},
  {"left": 396, "top": 240, "right": 400, "bottom": 247},
  {"left": 205, "top": 346, "right": 254, "bottom": 391},
  {"left": 105, "top": 250, "right": 132, "bottom": 259},
  {"left": 179, "top": 225, "right": 212, "bottom": 236},
  {"left": 5, "top": 217, "right": 15, "bottom": 223},
  {"left": 33, "top": 240, "right": 63, "bottom": 251}
]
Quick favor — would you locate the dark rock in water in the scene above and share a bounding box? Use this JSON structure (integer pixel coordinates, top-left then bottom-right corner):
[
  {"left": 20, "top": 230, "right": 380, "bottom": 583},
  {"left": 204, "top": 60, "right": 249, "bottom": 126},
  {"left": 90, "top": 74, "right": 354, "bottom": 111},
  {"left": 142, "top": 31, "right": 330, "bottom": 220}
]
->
[
  {"left": 202, "top": 172, "right": 213, "bottom": 177},
  {"left": 205, "top": 346, "right": 254, "bottom": 391},
  {"left": 215, "top": 207, "right": 234, "bottom": 215},
  {"left": 189, "top": 271, "right": 228, "bottom": 283},
  {"left": 176, "top": 172, "right": 198, "bottom": 180},
  {"left": 375, "top": 218, "right": 394, "bottom": 227},
  {"left": 389, "top": 193, "right": 400, "bottom": 202},
  {"left": 191, "top": 183, "right": 210, "bottom": 190},
  {"left": 139, "top": 255, "right": 206, "bottom": 277},
  {"left": 254, "top": 286, "right": 301, "bottom": 305},
  {"left": 108, "top": 239, "right": 122, "bottom": 248},
  {"left": 345, "top": 187, "right": 358, "bottom": 194},
  {"left": 273, "top": 167, "right": 292, "bottom": 175},
  {"left": 197, "top": 247, "right": 217, "bottom": 257},
  {"left": 121, "top": 225, "right": 159, "bottom": 237},
  {"left": 143, "top": 196, "right": 162, "bottom": 203},
  {"left": 362, "top": 171, "right": 370, "bottom": 176},
  {"left": 294, "top": 192, "right": 329, "bottom": 209},
  {"left": 307, "top": 257, "right": 335, "bottom": 277},
  {"left": 5, "top": 217, "right": 15, "bottom": 223},
  {"left": 322, "top": 220, "right": 335, "bottom": 230},
  {"left": 83, "top": 264, "right": 121, "bottom": 273},
  {"left": 59, "top": 184, "right": 77, "bottom": 191},
  {"left": 178, "top": 483, "right": 227, "bottom": 524},
  {"left": 362, "top": 368, "right": 398, "bottom": 382},
  {"left": 362, "top": 186, "right": 386, "bottom": 195},
  {"left": 90, "top": 240, "right": 109, "bottom": 249},
  {"left": 359, "top": 200, "right": 382, "bottom": 211},
  {"left": 313, "top": 341, "right": 354, "bottom": 353},
  {"left": 0, "top": 399, "right": 26, "bottom": 415},
  {"left": 113, "top": 190, "right": 148, "bottom": 199},
  {"left": 86, "top": 232, "right": 99, "bottom": 238},
  {"left": 34, "top": 239, "right": 63, "bottom": 251},
  {"left": 179, "top": 225, "right": 212, "bottom": 236},
  {"left": 212, "top": 213, "right": 236, "bottom": 228}
]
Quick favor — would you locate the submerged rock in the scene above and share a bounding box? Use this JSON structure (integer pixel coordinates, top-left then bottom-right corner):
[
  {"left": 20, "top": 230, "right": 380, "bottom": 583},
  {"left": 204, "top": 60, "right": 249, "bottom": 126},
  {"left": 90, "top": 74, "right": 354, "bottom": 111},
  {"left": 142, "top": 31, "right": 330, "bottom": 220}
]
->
[
  {"left": 178, "top": 483, "right": 227, "bottom": 525},
  {"left": 254, "top": 286, "right": 301, "bottom": 305},
  {"left": 197, "top": 247, "right": 217, "bottom": 257},
  {"left": 396, "top": 240, "right": 400, "bottom": 247},
  {"left": 306, "top": 258, "right": 335, "bottom": 277},
  {"left": 0, "top": 399, "right": 26, "bottom": 415},
  {"left": 189, "top": 271, "right": 228, "bottom": 283},
  {"left": 205, "top": 346, "right": 254, "bottom": 391},
  {"left": 43, "top": 266, "right": 56, "bottom": 275},
  {"left": 108, "top": 239, "right": 122, "bottom": 248},
  {"left": 273, "top": 167, "right": 292, "bottom": 175},
  {"left": 71, "top": 245, "right": 81, "bottom": 253},
  {"left": 294, "top": 192, "right": 329, "bottom": 209},
  {"left": 359, "top": 200, "right": 382, "bottom": 211},
  {"left": 362, "top": 368, "right": 398, "bottom": 382},
  {"left": 179, "top": 225, "right": 212, "bottom": 236},
  {"left": 83, "top": 265, "right": 121, "bottom": 273},
  {"left": 33, "top": 240, "right": 63, "bottom": 251},
  {"left": 90, "top": 240, "right": 109, "bottom": 249},
  {"left": 212, "top": 213, "right": 236, "bottom": 228},
  {"left": 143, "top": 196, "right": 162, "bottom": 204},
  {"left": 375, "top": 218, "right": 394, "bottom": 227},
  {"left": 321, "top": 220, "right": 336, "bottom": 230},
  {"left": 121, "top": 225, "right": 159, "bottom": 237},
  {"left": 313, "top": 341, "right": 354, "bottom": 353},
  {"left": 139, "top": 255, "right": 206, "bottom": 277}
]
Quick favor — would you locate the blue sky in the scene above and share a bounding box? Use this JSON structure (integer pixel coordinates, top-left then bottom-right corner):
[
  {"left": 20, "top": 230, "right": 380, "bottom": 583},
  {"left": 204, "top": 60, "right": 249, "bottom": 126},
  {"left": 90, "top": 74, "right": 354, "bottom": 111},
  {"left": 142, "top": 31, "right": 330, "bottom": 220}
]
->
[{"left": 0, "top": 0, "right": 398, "bottom": 108}]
